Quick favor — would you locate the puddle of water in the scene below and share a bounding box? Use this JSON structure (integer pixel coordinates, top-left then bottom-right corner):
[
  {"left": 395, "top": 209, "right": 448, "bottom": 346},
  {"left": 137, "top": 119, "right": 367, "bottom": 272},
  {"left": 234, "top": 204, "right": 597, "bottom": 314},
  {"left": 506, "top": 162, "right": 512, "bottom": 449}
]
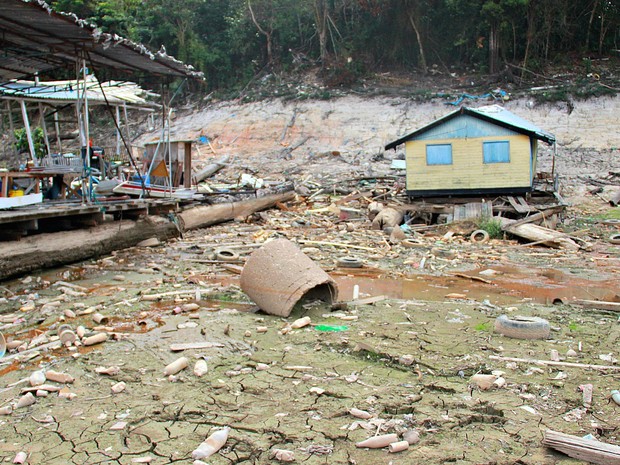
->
[{"left": 331, "top": 266, "right": 619, "bottom": 305}]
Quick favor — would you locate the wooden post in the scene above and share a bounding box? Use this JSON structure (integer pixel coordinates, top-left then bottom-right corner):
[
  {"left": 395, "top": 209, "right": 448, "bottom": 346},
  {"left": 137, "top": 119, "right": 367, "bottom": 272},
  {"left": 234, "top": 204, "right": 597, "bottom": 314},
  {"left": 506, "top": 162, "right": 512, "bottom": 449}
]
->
[
  {"left": 6, "top": 101, "right": 15, "bottom": 149},
  {"left": 183, "top": 141, "right": 192, "bottom": 188},
  {"left": 115, "top": 105, "right": 121, "bottom": 156},
  {"left": 38, "top": 103, "right": 51, "bottom": 156},
  {"left": 53, "top": 109, "right": 63, "bottom": 154},
  {"left": 19, "top": 100, "right": 36, "bottom": 162}
]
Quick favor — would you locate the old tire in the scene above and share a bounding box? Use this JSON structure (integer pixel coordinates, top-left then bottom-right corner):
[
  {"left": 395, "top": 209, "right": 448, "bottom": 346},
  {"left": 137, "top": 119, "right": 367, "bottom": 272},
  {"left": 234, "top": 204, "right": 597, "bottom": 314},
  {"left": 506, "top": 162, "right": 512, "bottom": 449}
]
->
[
  {"left": 336, "top": 257, "right": 363, "bottom": 268},
  {"left": 610, "top": 233, "right": 620, "bottom": 245},
  {"left": 214, "top": 248, "right": 240, "bottom": 262},
  {"left": 470, "top": 229, "right": 490, "bottom": 243},
  {"left": 494, "top": 315, "right": 550, "bottom": 340}
]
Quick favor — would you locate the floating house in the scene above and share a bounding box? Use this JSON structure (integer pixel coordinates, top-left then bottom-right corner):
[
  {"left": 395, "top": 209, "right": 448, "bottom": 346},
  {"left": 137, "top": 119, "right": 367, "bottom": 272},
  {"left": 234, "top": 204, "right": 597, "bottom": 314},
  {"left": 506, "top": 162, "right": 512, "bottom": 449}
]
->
[{"left": 385, "top": 105, "right": 556, "bottom": 197}]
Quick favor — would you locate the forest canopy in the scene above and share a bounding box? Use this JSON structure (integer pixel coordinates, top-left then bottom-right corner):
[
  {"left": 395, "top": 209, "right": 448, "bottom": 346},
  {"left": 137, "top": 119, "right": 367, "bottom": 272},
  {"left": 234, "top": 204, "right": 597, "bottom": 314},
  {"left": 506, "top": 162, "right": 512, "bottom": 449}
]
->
[{"left": 49, "top": 0, "right": 619, "bottom": 92}]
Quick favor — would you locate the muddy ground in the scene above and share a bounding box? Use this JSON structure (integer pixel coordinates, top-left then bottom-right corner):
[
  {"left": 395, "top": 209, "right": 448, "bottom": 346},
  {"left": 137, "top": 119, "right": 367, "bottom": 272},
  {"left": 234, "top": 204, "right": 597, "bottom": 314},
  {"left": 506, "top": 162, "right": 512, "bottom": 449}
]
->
[
  {"left": 1, "top": 92, "right": 620, "bottom": 464},
  {"left": 0, "top": 193, "right": 619, "bottom": 464}
]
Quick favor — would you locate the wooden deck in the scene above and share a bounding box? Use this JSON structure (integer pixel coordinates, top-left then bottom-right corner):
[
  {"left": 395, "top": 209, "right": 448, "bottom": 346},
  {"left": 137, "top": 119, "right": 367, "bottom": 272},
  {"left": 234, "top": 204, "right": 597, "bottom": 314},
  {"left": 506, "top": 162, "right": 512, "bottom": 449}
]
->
[{"left": 0, "top": 198, "right": 179, "bottom": 240}]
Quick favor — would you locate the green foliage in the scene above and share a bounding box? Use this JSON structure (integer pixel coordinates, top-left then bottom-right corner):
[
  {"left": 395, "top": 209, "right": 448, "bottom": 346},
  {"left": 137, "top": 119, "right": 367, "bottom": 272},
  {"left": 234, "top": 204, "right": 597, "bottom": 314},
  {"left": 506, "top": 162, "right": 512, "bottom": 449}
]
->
[
  {"left": 45, "top": 0, "right": 620, "bottom": 94},
  {"left": 568, "top": 321, "right": 582, "bottom": 332},
  {"left": 13, "top": 127, "right": 46, "bottom": 159},
  {"left": 474, "top": 321, "right": 492, "bottom": 332},
  {"left": 477, "top": 218, "right": 503, "bottom": 239}
]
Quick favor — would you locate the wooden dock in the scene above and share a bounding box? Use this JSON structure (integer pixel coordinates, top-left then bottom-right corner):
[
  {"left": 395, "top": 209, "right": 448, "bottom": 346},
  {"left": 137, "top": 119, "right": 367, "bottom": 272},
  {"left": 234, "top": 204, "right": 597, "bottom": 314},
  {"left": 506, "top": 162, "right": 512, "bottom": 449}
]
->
[{"left": 0, "top": 198, "right": 179, "bottom": 240}]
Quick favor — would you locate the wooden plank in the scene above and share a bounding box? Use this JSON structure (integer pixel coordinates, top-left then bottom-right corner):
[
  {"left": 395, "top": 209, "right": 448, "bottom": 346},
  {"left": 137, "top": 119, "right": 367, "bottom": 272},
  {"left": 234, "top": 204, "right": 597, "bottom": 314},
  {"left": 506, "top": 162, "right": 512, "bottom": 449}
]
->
[
  {"left": 571, "top": 300, "right": 620, "bottom": 312},
  {"left": 507, "top": 196, "right": 529, "bottom": 213},
  {"left": 543, "top": 430, "right": 620, "bottom": 465}
]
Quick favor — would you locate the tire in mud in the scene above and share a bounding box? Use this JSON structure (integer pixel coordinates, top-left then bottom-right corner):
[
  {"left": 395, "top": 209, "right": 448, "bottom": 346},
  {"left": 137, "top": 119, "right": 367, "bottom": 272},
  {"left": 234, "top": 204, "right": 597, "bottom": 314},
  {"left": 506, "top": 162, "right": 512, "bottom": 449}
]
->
[
  {"left": 336, "top": 257, "right": 363, "bottom": 268},
  {"left": 610, "top": 233, "right": 620, "bottom": 245},
  {"left": 470, "top": 229, "right": 490, "bottom": 243},
  {"left": 494, "top": 315, "right": 550, "bottom": 340},
  {"left": 214, "top": 248, "right": 240, "bottom": 262}
]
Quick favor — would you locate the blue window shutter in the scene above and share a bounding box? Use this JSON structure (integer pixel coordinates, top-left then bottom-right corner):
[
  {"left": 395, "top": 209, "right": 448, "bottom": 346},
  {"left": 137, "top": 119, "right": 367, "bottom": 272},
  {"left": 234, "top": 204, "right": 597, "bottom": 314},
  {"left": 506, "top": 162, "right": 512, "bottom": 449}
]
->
[
  {"left": 483, "top": 141, "right": 510, "bottom": 163},
  {"left": 426, "top": 144, "right": 452, "bottom": 165}
]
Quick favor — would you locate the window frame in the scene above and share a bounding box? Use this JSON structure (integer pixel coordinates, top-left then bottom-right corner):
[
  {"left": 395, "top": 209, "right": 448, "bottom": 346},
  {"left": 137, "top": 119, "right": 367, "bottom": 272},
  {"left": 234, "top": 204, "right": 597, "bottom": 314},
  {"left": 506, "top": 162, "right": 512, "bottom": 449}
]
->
[
  {"left": 483, "top": 140, "right": 510, "bottom": 164},
  {"left": 425, "top": 143, "right": 453, "bottom": 166}
]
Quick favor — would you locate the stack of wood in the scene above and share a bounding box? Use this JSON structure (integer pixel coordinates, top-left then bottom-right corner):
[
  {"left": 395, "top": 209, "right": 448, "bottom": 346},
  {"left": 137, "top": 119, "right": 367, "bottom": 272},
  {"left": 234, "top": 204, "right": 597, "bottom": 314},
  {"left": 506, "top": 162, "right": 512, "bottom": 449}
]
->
[{"left": 543, "top": 430, "right": 620, "bottom": 465}]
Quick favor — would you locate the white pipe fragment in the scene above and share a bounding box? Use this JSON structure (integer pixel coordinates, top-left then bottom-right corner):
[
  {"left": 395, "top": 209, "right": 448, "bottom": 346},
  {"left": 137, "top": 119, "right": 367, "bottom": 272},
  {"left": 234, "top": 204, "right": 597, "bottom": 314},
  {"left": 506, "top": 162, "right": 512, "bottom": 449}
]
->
[
  {"left": 291, "top": 316, "right": 311, "bottom": 329},
  {"left": 0, "top": 405, "right": 13, "bottom": 415},
  {"left": 164, "top": 357, "right": 188, "bottom": 376},
  {"left": 355, "top": 433, "right": 398, "bottom": 448},
  {"left": 192, "top": 427, "right": 230, "bottom": 460},
  {"left": 388, "top": 440, "right": 409, "bottom": 453},
  {"left": 82, "top": 333, "right": 108, "bottom": 346},
  {"left": 111, "top": 382, "right": 126, "bottom": 394},
  {"left": 13, "top": 451, "right": 27, "bottom": 464},
  {"left": 470, "top": 374, "right": 497, "bottom": 390},
  {"left": 270, "top": 448, "right": 295, "bottom": 462},
  {"left": 349, "top": 408, "right": 373, "bottom": 419},
  {"left": 194, "top": 360, "right": 208, "bottom": 377},
  {"left": 16, "top": 392, "right": 36, "bottom": 409},
  {"left": 29, "top": 370, "right": 46, "bottom": 386},
  {"left": 45, "top": 370, "right": 75, "bottom": 384}
]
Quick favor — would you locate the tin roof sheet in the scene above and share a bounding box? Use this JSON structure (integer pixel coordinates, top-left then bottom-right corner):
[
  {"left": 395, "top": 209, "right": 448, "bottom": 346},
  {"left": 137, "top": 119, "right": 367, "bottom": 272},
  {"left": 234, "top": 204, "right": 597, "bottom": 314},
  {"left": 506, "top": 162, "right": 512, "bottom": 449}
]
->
[{"left": 0, "top": 0, "right": 204, "bottom": 82}]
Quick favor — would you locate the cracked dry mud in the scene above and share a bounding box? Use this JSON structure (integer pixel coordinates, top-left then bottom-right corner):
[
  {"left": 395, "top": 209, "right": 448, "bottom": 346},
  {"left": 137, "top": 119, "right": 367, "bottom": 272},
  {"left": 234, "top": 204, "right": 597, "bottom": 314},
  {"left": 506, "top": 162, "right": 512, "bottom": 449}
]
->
[{"left": 1, "top": 212, "right": 619, "bottom": 465}]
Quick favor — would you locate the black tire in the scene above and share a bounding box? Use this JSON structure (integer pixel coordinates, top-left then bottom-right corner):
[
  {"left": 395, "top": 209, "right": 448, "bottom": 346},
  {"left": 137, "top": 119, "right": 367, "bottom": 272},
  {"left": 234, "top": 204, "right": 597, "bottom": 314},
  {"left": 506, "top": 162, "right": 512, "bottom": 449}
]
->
[
  {"left": 336, "top": 257, "right": 363, "bottom": 268},
  {"left": 494, "top": 315, "right": 550, "bottom": 340},
  {"left": 610, "top": 233, "right": 620, "bottom": 245}
]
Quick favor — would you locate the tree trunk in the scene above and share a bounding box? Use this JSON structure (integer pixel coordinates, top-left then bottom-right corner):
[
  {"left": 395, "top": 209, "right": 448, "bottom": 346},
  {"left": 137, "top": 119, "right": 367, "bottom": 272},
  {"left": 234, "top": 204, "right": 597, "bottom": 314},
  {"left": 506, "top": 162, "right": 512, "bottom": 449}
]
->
[
  {"left": 0, "top": 216, "right": 180, "bottom": 281},
  {"left": 407, "top": 11, "right": 428, "bottom": 73},
  {"left": 314, "top": 0, "right": 329, "bottom": 65},
  {"left": 248, "top": 0, "right": 273, "bottom": 65},
  {"left": 489, "top": 22, "right": 499, "bottom": 74},
  {"left": 0, "top": 191, "right": 296, "bottom": 280},
  {"left": 179, "top": 191, "right": 295, "bottom": 230}
]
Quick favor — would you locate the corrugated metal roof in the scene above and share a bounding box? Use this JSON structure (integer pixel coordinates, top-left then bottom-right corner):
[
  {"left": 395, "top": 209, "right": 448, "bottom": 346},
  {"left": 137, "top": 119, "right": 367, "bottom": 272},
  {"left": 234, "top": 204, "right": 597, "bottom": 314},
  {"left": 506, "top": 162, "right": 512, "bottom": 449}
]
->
[
  {"left": 0, "top": 76, "right": 159, "bottom": 107},
  {"left": 0, "top": 0, "right": 204, "bottom": 82},
  {"left": 385, "top": 105, "right": 556, "bottom": 150}
]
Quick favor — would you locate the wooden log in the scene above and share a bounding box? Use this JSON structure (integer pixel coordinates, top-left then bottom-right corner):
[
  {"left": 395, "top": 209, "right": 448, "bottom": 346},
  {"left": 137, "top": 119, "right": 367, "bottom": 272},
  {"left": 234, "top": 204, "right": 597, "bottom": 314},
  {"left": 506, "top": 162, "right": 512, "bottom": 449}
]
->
[
  {"left": 193, "top": 155, "right": 230, "bottom": 183},
  {"left": 499, "top": 217, "right": 580, "bottom": 250},
  {"left": 0, "top": 216, "right": 179, "bottom": 281},
  {"left": 500, "top": 206, "right": 565, "bottom": 230},
  {"left": 178, "top": 191, "right": 295, "bottom": 231},
  {"left": 543, "top": 429, "right": 620, "bottom": 465},
  {"left": 371, "top": 207, "right": 403, "bottom": 230},
  {"left": 571, "top": 300, "right": 620, "bottom": 312}
]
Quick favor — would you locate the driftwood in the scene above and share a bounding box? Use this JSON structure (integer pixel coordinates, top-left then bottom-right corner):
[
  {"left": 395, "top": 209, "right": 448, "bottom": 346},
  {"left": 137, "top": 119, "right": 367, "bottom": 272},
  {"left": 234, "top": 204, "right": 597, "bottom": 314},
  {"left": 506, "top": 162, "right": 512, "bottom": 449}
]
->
[
  {"left": 193, "top": 155, "right": 230, "bottom": 183},
  {"left": 571, "top": 299, "right": 620, "bottom": 312},
  {"left": 0, "top": 191, "right": 295, "bottom": 280},
  {"left": 0, "top": 216, "right": 179, "bottom": 281},
  {"left": 178, "top": 191, "right": 295, "bottom": 230},
  {"left": 543, "top": 429, "right": 620, "bottom": 465},
  {"left": 499, "top": 217, "right": 581, "bottom": 250},
  {"left": 489, "top": 355, "right": 620, "bottom": 371},
  {"left": 502, "top": 206, "right": 565, "bottom": 229}
]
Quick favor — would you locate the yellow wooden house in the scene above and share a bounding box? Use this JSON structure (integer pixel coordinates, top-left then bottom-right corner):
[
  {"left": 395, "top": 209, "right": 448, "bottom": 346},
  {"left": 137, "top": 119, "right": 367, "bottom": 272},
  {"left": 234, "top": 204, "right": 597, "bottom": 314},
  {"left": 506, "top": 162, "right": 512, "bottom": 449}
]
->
[{"left": 385, "top": 105, "right": 556, "bottom": 197}]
